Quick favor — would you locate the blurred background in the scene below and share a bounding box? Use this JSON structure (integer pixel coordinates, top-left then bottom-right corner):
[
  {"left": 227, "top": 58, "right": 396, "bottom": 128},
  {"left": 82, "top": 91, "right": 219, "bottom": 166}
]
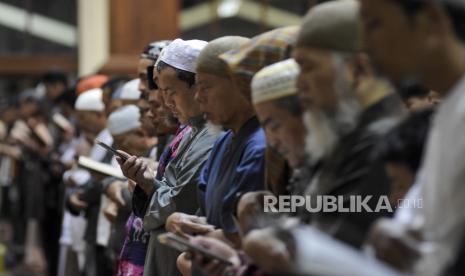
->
[{"left": 0, "top": 0, "right": 319, "bottom": 106}]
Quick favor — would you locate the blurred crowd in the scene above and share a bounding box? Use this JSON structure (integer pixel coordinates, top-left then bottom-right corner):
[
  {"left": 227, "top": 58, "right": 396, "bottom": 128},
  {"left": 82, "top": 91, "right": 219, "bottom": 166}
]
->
[{"left": 1, "top": 0, "right": 465, "bottom": 275}]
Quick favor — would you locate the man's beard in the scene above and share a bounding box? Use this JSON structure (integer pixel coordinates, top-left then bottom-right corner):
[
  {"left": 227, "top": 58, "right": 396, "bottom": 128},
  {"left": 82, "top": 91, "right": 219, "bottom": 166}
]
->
[
  {"left": 304, "top": 61, "right": 362, "bottom": 164},
  {"left": 303, "top": 102, "right": 360, "bottom": 164},
  {"left": 304, "top": 110, "right": 338, "bottom": 164}
]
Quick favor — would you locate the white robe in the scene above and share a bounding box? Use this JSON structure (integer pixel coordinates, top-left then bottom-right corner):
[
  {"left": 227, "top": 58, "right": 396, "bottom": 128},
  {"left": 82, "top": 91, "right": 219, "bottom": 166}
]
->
[{"left": 411, "top": 76, "right": 465, "bottom": 275}]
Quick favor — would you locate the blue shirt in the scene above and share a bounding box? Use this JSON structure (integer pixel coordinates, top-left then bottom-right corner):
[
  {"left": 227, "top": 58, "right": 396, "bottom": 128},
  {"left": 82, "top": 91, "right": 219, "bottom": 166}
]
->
[{"left": 198, "top": 117, "right": 266, "bottom": 233}]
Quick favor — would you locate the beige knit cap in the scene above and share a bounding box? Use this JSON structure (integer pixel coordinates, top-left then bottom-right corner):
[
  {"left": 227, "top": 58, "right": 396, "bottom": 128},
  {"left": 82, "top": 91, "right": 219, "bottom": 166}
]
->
[
  {"left": 251, "top": 59, "right": 299, "bottom": 105},
  {"left": 296, "top": 0, "right": 361, "bottom": 52},
  {"left": 196, "top": 36, "right": 250, "bottom": 78}
]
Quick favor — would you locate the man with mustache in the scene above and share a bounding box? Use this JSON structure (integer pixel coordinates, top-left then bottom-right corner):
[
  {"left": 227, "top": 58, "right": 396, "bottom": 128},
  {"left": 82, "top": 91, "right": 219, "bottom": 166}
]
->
[{"left": 242, "top": 1, "right": 406, "bottom": 274}]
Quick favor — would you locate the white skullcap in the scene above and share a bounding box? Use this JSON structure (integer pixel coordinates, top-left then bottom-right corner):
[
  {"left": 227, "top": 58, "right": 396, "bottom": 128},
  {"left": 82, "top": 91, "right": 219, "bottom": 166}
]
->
[
  {"left": 251, "top": 59, "right": 300, "bottom": 105},
  {"left": 159, "top": 38, "right": 208, "bottom": 73},
  {"left": 107, "top": 105, "right": 142, "bottom": 135},
  {"left": 120, "top": 79, "right": 141, "bottom": 100},
  {"left": 75, "top": 88, "right": 104, "bottom": 111}
]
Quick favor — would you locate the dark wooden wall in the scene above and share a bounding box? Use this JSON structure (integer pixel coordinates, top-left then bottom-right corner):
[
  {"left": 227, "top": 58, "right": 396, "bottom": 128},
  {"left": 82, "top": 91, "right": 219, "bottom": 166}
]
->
[{"left": 101, "top": 0, "right": 179, "bottom": 75}]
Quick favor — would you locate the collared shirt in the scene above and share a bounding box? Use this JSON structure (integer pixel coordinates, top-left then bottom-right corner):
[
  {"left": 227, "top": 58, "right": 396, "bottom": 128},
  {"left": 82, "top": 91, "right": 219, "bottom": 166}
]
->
[
  {"left": 413, "top": 76, "right": 465, "bottom": 275},
  {"left": 141, "top": 116, "right": 220, "bottom": 276},
  {"left": 156, "top": 125, "right": 191, "bottom": 180},
  {"left": 144, "top": 115, "right": 220, "bottom": 230},
  {"left": 198, "top": 117, "right": 266, "bottom": 233}
]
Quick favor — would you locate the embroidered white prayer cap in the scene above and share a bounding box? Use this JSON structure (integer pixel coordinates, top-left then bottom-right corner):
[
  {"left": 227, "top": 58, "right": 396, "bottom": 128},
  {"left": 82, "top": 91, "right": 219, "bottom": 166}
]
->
[
  {"left": 159, "top": 38, "right": 208, "bottom": 73},
  {"left": 107, "top": 105, "right": 141, "bottom": 135},
  {"left": 251, "top": 59, "right": 300, "bottom": 105},
  {"left": 75, "top": 88, "right": 104, "bottom": 111},
  {"left": 120, "top": 79, "right": 141, "bottom": 100}
]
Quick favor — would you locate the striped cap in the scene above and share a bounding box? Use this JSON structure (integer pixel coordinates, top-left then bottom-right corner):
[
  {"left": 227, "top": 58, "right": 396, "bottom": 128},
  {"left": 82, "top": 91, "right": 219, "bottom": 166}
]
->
[{"left": 220, "top": 26, "right": 299, "bottom": 78}]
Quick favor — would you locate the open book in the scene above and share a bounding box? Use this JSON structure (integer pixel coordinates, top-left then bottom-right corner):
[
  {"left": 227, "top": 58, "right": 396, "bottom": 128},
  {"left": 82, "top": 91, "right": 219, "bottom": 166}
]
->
[
  {"left": 293, "top": 226, "right": 401, "bottom": 276},
  {"left": 10, "top": 120, "right": 53, "bottom": 147},
  {"left": 33, "top": 123, "right": 54, "bottom": 147},
  {"left": 10, "top": 120, "right": 31, "bottom": 143},
  {"left": 0, "top": 144, "right": 21, "bottom": 159},
  {"left": 77, "top": 156, "right": 125, "bottom": 179},
  {"left": 52, "top": 113, "right": 74, "bottom": 132}
]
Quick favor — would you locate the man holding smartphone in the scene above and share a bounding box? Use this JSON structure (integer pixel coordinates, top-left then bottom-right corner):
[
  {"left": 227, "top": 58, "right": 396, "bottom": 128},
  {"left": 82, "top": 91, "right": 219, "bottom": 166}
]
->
[{"left": 117, "top": 39, "right": 220, "bottom": 276}]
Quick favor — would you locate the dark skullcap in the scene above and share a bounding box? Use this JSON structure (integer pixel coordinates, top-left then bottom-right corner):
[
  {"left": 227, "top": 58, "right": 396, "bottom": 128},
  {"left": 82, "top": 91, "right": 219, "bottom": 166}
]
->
[
  {"left": 296, "top": 0, "right": 361, "bottom": 52},
  {"left": 140, "top": 40, "right": 172, "bottom": 61}
]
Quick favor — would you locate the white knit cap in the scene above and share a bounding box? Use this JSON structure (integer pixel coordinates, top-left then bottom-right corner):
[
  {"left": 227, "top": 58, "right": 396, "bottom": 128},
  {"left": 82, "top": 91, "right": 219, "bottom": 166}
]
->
[
  {"left": 75, "top": 88, "right": 104, "bottom": 111},
  {"left": 159, "top": 38, "right": 208, "bottom": 73},
  {"left": 120, "top": 79, "right": 141, "bottom": 100},
  {"left": 251, "top": 59, "right": 300, "bottom": 105},
  {"left": 107, "top": 105, "right": 142, "bottom": 135}
]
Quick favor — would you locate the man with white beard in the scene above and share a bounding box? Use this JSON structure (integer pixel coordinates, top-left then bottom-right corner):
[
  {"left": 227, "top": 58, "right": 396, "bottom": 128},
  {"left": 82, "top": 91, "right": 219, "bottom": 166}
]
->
[
  {"left": 240, "top": 1, "right": 407, "bottom": 274},
  {"left": 291, "top": 0, "right": 406, "bottom": 246}
]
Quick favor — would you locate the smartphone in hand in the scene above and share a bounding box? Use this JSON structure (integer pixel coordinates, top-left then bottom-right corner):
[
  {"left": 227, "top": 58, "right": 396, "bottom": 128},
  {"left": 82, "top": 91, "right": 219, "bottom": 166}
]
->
[
  {"left": 95, "top": 140, "right": 128, "bottom": 162},
  {"left": 158, "top": 233, "right": 233, "bottom": 266}
]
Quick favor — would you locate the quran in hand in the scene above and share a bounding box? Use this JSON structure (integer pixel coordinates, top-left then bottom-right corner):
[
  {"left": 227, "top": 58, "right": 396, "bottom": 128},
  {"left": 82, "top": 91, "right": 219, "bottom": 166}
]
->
[{"left": 77, "top": 156, "right": 125, "bottom": 179}]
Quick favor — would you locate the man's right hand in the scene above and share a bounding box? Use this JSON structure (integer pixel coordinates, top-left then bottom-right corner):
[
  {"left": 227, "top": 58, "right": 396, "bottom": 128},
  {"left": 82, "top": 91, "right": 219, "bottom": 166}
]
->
[
  {"left": 236, "top": 191, "right": 275, "bottom": 234},
  {"left": 166, "top": 212, "right": 215, "bottom": 238},
  {"left": 242, "top": 227, "right": 294, "bottom": 274},
  {"left": 190, "top": 236, "right": 241, "bottom": 276},
  {"left": 116, "top": 150, "right": 156, "bottom": 195}
]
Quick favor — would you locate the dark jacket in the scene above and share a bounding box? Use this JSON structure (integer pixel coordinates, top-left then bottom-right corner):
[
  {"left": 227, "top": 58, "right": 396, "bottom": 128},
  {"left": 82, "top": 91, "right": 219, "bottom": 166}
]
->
[{"left": 302, "top": 94, "right": 406, "bottom": 248}]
